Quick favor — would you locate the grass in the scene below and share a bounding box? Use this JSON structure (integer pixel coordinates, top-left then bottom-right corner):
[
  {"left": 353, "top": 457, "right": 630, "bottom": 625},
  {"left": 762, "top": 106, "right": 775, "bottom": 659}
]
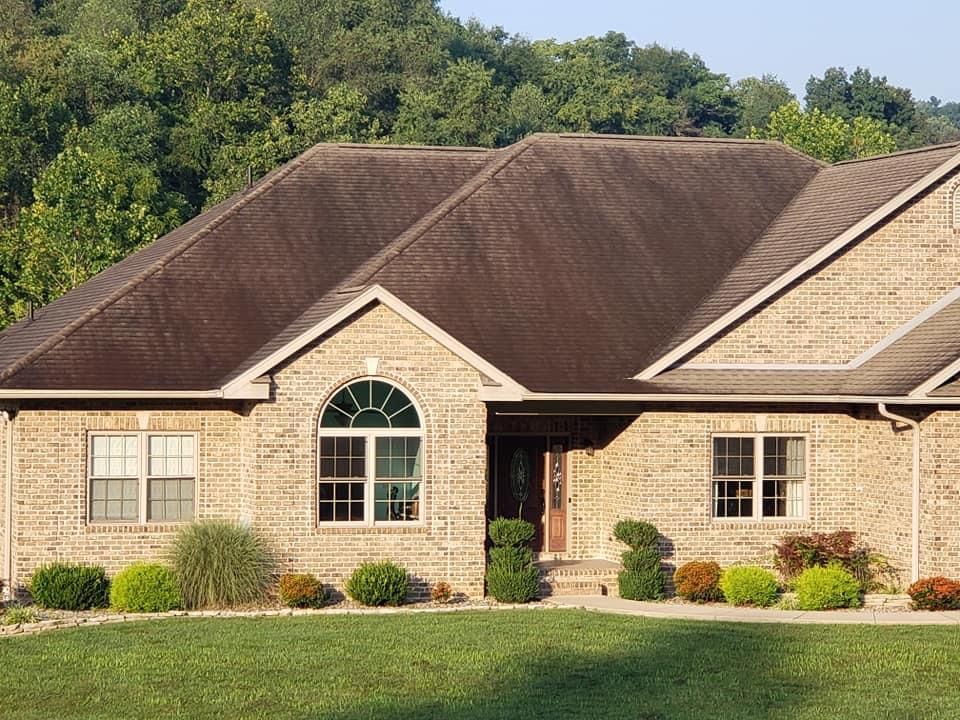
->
[{"left": 0, "top": 609, "right": 959, "bottom": 719}]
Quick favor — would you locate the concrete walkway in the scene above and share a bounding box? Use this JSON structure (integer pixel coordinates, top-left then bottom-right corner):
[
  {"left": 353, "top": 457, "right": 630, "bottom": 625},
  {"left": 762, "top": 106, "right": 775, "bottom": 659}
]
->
[{"left": 546, "top": 595, "right": 960, "bottom": 625}]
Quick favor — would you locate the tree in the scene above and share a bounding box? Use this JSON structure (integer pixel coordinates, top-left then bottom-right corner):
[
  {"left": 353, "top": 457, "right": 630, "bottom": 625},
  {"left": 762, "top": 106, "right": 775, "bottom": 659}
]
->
[
  {"left": 732, "top": 74, "right": 795, "bottom": 136},
  {"left": 752, "top": 101, "right": 896, "bottom": 163}
]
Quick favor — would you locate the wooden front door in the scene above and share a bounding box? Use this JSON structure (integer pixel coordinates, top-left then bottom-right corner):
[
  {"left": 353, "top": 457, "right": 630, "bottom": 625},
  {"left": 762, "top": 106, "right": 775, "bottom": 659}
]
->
[
  {"left": 494, "top": 436, "right": 546, "bottom": 551},
  {"left": 546, "top": 440, "right": 568, "bottom": 552}
]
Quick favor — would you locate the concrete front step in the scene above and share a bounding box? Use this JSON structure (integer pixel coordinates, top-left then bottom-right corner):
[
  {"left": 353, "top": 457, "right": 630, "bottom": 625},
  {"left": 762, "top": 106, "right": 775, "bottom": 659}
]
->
[{"left": 537, "top": 559, "right": 620, "bottom": 598}]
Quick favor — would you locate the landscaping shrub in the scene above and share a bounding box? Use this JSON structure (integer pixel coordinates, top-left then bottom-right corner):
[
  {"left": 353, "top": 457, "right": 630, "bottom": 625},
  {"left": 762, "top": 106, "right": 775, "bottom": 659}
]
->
[
  {"left": 774, "top": 530, "right": 869, "bottom": 582},
  {"left": 674, "top": 561, "right": 723, "bottom": 603},
  {"left": 171, "top": 520, "right": 274, "bottom": 609},
  {"left": 110, "top": 563, "right": 182, "bottom": 613},
  {"left": 487, "top": 518, "right": 536, "bottom": 548},
  {"left": 614, "top": 519, "right": 664, "bottom": 601},
  {"left": 1, "top": 603, "right": 39, "bottom": 626},
  {"left": 719, "top": 566, "right": 779, "bottom": 607},
  {"left": 486, "top": 517, "right": 539, "bottom": 603},
  {"left": 278, "top": 573, "right": 327, "bottom": 609},
  {"left": 613, "top": 519, "right": 658, "bottom": 550},
  {"left": 346, "top": 561, "right": 409, "bottom": 607},
  {"left": 29, "top": 563, "right": 109, "bottom": 610},
  {"left": 431, "top": 581, "right": 453, "bottom": 603},
  {"left": 907, "top": 576, "right": 960, "bottom": 611},
  {"left": 794, "top": 564, "right": 861, "bottom": 610}
]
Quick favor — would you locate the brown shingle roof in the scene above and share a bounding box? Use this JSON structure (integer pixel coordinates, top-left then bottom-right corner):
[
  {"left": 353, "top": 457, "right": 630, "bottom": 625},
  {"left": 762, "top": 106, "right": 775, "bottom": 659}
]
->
[{"left": 1, "top": 133, "right": 958, "bottom": 399}]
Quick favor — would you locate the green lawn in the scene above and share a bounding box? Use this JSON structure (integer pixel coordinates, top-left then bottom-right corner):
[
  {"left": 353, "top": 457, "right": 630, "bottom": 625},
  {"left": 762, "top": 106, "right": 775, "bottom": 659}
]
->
[{"left": 1, "top": 609, "right": 958, "bottom": 719}]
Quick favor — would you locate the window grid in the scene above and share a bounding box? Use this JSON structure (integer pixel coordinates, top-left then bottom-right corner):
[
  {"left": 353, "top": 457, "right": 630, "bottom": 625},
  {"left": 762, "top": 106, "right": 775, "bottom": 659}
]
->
[
  {"left": 317, "top": 378, "right": 424, "bottom": 526},
  {"left": 711, "top": 435, "right": 806, "bottom": 520},
  {"left": 88, "top": 432, "right": 198, "bottom": 525}
]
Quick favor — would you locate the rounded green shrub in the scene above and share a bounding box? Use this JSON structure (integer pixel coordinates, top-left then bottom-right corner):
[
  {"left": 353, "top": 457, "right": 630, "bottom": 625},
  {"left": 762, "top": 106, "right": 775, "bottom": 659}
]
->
[
  {"left": 622, "top": 547, "right": 661, "bottom": 573},
  {"left": 674, "top": 561, "right": 723, "bottom": 603},
  {"left": 171, "top": 521, "right": 274, "bottom": 609},
  {"left": 487, "top": 518, "right": 535, "bottom": 548},
  {"left": 345, "top": 561, "right": 409, "bottom": 606},
  {"left": 794, "top": 564, "right": 861, "bottom": 610},
  {"left": 719, "top": 566, "right": 779, "bottom": 607},
  {"left": 618, "top": 568, "right": 664, "bottom": 601},
  {"left": 109, "top": 563, "right": 182, "bottom": 613},
  {"left": 486, "top": 563, "right": 540, "bottom": 603},
  {"left": 29, "top": 563, "right": 109, "bottom": 610},
  {"left": 613, "top": 519, "right": 659, "bottom": 550}
]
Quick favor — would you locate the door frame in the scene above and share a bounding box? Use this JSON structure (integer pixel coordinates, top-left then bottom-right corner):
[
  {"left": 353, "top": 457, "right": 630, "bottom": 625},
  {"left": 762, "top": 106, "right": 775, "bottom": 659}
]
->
[{"left": 487, "top": 432, "right": 570, "bottom": 554}]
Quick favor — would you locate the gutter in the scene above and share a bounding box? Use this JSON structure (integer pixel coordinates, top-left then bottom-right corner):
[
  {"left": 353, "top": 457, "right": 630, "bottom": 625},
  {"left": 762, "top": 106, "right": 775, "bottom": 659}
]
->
[
  {"left": 877, "top": 403, "right": 920, "bottom": 583},
  {"left": 1, "top": 409, "right": 13, "bottom": 600}
]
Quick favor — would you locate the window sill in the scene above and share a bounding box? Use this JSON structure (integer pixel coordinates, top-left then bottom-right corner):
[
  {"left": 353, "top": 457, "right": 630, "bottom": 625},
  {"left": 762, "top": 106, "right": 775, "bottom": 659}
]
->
[
  {"left": 85, "top": 523, "right": 187, "bottom": 534},
  {"left": 313, "top": 525, "right": 429, "bottom": 535},
  {"left": 709, "top": 518, "right": 811, "bottom": 529}
]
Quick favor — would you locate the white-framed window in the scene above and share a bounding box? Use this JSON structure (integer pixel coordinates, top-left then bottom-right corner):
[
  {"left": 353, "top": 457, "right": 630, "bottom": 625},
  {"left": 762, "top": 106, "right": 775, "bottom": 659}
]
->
[
  {"left": 711, "top": 434, "right": 805, "bottom": 520},
  {"left": 317, "top": 378, "right": 423, "bottom": 526},
  {"left": 88, "top": 432, "right": 197, "bottom": 524}
]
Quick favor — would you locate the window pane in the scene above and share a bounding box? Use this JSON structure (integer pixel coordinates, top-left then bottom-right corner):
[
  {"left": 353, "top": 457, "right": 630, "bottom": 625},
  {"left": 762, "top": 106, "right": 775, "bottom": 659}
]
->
[
  {"left": 375, "top": 435, "right": 422, "bottom": 480},
  {"left": 712, "top": 479, "right": 753, "bottom": 518},
  {"left": 90, "top": 478, "right": 138, "bottom": 522},
  {"left": 352, "top": 409, "right": 390, "bottom": 428},
  {"left": 712, "top": 437, "right": 754, "bottom": 478},
  {"left": 318, "top": 481, "right": 365, "bottom": 523},
  {"left": 148, "top": 477, "right": 195, "bottom": 522},
  {"left": 374, "top": 480, "right": 420, "bottom": 522},
  {"left": 319, "top": 436, "right": 365, "bottom": 478}
]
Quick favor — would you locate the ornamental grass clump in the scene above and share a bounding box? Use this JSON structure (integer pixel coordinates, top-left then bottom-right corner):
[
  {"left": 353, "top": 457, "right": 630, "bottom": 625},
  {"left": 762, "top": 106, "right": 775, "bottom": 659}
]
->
[
  {"left": 613, "top": 519, "right": 664, "bottom": 601},
  {"left": 907, "top": 576, "right": 960, "bottom": 610},
  {"left": 171, "top": 520, "right": 274, "bottom": 609},
  {"left": 279, "top": 573, "right": 327, "bottom": 609},
  {"left": 719, "top": 565, "right": 779, "bottom": 607},
  {"left": 485, "top": 518, "right": 539, "bottom": 603},
  {"left": 674, "top": 561, "right": 724, "bottom": 603},
  {"left": 794, "top": 564, "right": 861, "bottom": 610},
  {"left": 1, "top": 603, "right": 40, "bottom": 626},
  {"left": 110, "top": 563, "right": 182, "bottom": 613},
  {"left": 345, "top": 561, "right": 409, "bottom": 606},
  {"left": 29, "top": 563, "right": 109, "bottom": 610}
]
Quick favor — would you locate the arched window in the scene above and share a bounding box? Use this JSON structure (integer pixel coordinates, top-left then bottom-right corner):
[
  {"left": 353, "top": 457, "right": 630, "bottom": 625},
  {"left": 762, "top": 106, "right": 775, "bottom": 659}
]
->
[{"left": 317, "top": 378, "right": 422, "bottom": 525}]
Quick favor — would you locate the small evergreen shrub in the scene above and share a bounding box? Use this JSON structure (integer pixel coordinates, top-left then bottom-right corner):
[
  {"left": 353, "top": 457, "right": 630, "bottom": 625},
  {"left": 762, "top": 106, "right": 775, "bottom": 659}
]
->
[
  {"left": 29, "top": 563, "right": 109, "bottom": 610},
  {"left": 2, "top": 603, "right": 40, "bottom": 626},
  {"left": 431, "top": 581, "right": 453, "bottom": 603},
  {"left": 614, "top": 519, "right": 663, "bottom": 601},
  {"left": 346, "top": 561, "right": 409, "bottom": 606},
  {"left": 613, "top": 519, "right": 659, "bottom": 550},
  {"left": 171, "top": 521, "right": 274, "bottom": 609},
  {"left": 794, "top": 564, "right": 861, "bottom": 610},
  {"left": 488, "top": 518, "right": 536, "bottom": 548},
  {"left": 486, "top": 517, "right": 538, "bottom": 603},
  {"left": 674, "top": 561, "right": 723, "bottom": 603},
  {"left": 719, "top": 566, "right": 779, "bottom": 607},
  {"left": 110, "top": 563, "right": 182, "bottom": 613},
  {"left": 908, "top": 576, "right": 960, "bottom": 610},
  {"left": 278, "top": 573, "right": 327, "bottom": 609}
]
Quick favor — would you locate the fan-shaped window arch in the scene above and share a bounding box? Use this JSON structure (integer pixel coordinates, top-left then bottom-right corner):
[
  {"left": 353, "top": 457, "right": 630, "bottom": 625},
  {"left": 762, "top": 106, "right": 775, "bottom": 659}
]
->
[{"left": 317, "top": 379, "right": 423, "bottom": 525}]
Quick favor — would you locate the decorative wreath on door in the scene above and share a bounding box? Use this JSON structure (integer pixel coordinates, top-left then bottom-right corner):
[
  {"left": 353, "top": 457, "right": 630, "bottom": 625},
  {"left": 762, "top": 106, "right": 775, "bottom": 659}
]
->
[{"left": 509, "top": 448, "right": 531, "bottom": 504}]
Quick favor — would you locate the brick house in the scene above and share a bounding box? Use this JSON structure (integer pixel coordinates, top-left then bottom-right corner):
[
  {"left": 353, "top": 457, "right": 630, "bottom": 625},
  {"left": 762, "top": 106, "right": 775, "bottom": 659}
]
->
[{"left": 2, "top": 133, "right": 960, "bottom": 599}]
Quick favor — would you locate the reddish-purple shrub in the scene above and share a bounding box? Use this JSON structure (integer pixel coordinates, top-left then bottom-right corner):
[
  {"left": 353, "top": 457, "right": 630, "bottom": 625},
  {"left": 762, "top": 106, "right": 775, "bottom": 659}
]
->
[{"left": 908, "top": 577, "right": 960, "bottom": 611}]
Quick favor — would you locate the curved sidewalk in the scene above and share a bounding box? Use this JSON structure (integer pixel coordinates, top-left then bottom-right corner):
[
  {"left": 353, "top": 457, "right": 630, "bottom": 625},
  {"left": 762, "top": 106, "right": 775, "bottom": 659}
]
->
[{"left": 546, "top": 594, "right": 960, "bottom": 625}]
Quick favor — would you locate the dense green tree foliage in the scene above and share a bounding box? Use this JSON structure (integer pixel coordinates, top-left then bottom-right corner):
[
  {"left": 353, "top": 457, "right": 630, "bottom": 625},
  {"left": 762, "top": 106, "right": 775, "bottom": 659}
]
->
[{"left": 0, "top": 0, "right": 957, "bottom": 324}]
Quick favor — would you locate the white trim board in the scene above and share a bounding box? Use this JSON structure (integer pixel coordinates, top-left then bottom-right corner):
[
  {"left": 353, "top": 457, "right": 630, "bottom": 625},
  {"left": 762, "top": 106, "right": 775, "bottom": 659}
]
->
[
  {"left": 483, "top": 389, "right": 960, "bottom": 405},
  {"left": 220, "top": 285, "right": 528, "bottom": 400},
  {"left": 636, "top": 149, "right": 960, "bottom": 381}
]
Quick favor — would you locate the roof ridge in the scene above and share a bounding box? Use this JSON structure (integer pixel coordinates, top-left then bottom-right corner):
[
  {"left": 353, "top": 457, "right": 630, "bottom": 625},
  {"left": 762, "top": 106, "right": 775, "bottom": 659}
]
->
[
  {"left": 633, "top": 161, "right": 827, "bottom": 371},
  {"left": 334, "top": 141, "right": 492, "bottom": 153},
  {"left": 0, "top": 144, "right": 331, "bottom": 387},
  {"left": 831, "top": 141, "right": 960, "bottom": 166},
  {"left": 335, "top": 136, "right": 538, "bottom": 291}
]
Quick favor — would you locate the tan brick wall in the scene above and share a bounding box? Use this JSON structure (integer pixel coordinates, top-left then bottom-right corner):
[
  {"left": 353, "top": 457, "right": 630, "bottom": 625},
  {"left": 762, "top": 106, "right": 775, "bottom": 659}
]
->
[
  {"left": 690, "top": 175, "right": 960, "bottom": 365},
  {"left": 918, "top": 410, "right": 960, "bottom": 577}
]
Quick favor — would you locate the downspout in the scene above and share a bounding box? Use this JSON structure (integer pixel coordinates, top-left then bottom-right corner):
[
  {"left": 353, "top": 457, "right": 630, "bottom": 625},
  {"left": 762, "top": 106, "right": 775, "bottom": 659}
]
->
[
  {"left": 1, "top": 409, "right": 13, "bottom": 600},
  {"left": 877, "top": 403, "right": 920, "bottom": 583}
]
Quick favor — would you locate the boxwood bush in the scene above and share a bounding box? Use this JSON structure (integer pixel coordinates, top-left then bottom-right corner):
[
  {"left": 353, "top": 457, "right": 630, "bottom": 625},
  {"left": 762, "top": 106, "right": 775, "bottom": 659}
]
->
[
  {"left": 719, "top": 566, "right": 779, "bottom": 607},
  {"left": 674, "top": 561, "right": 723, "bottom": 603},
  {"left": 794, "top": 564, "right": 861, "bottom": 610},
  {"left": 614, "top": 519, "right": 663, "bottom": 601},
  {"left": 171, "top": 521, "right": 274, "bottom": 609},
  {"left": 486, "top": 517, "right": 539, "bottom": 603},
  {"left": 278, "top": 573, "right": 327, "bottom": 609},
  {"left": 29, "top": 563, "right": 109, "bottom": 610},
  {"left": 613, "top": 519, "right": 658, "bottom": 551},
  {"left": 110, "top": 563, "right": 182, "bottom": 613},
  {"left": 346, "top": 561, "right": 409, "bottom": 606}
]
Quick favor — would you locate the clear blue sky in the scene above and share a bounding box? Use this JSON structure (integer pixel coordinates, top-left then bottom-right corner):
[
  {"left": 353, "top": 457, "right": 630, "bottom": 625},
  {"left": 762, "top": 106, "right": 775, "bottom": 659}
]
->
[{"left": 439, "top": 0, "right": 959, "bottom": 102}]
